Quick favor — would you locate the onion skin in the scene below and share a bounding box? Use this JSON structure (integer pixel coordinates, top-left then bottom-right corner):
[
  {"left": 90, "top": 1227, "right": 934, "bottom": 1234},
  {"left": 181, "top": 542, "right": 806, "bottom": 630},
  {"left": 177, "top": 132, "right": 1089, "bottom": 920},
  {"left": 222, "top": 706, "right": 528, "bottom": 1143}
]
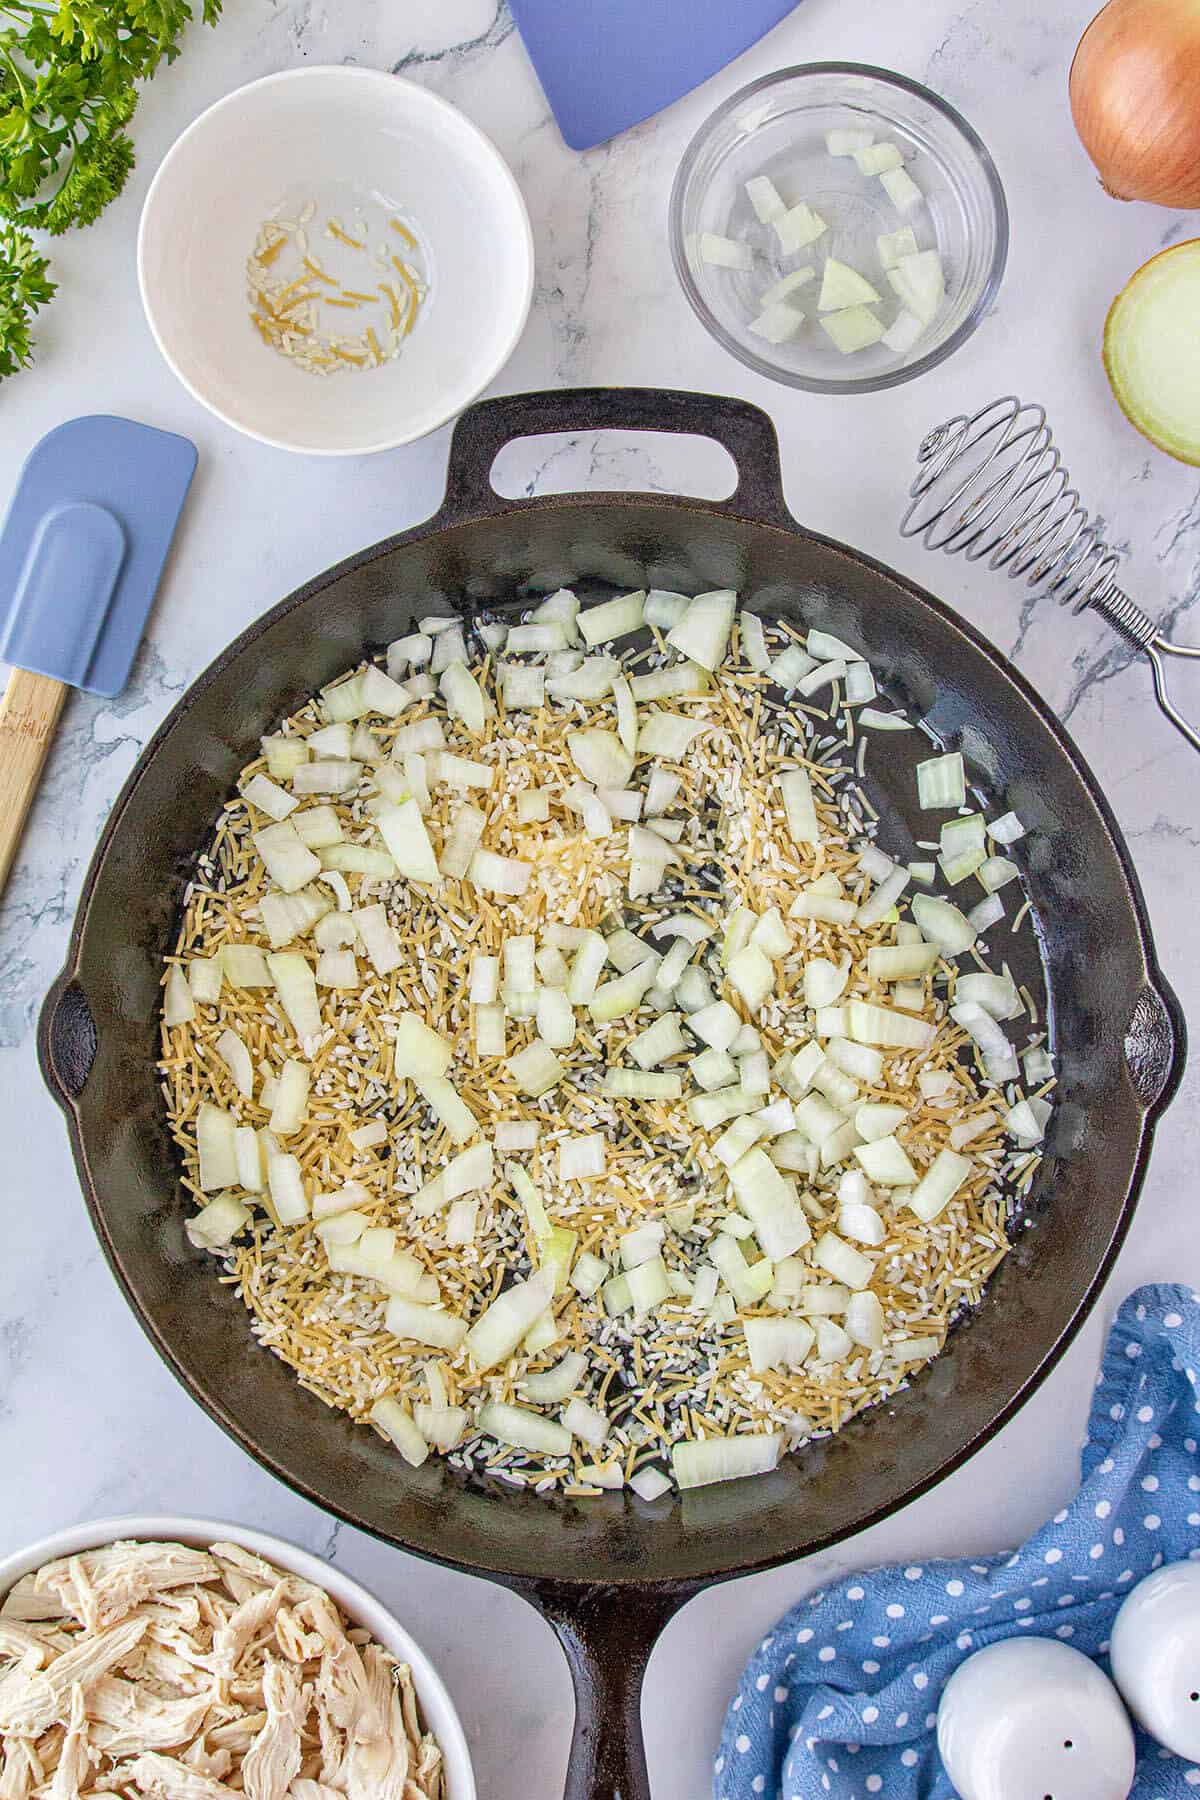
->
[{"left": 1070, "top": 0, "right": 1200, "bottom": 208}]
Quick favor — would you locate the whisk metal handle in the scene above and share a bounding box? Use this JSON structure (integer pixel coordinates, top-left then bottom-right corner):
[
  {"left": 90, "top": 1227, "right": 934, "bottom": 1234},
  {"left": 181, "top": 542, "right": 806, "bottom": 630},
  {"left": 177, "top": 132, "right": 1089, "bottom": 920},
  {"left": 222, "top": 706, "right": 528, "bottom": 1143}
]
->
[{"left": 903, "top": 395, "right": 1200, "bottom": 756}]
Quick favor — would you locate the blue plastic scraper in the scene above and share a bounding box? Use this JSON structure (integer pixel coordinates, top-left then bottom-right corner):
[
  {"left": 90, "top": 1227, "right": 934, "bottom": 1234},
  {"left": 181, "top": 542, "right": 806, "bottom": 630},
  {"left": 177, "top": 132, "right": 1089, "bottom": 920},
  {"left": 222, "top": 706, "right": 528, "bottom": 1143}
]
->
[
  {"left": 0, "top": 414, "right": 197, "bottom": 894},
  {"left": 507, "top": 0, "right": 802, "bottom": 150}
]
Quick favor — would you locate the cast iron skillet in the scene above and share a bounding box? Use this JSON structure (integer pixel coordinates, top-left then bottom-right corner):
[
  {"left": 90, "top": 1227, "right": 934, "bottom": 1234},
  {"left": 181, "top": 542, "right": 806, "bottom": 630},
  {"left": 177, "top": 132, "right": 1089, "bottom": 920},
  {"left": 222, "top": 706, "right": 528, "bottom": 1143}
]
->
[{"left": 40, "top": 389, "right": 1184, "bottom": 1799}]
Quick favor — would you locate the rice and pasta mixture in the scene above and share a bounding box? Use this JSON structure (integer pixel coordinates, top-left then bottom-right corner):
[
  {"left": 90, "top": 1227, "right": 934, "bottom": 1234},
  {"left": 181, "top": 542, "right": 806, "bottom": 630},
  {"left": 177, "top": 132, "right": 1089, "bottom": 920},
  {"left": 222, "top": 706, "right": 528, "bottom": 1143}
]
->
[{"left": 158, "top": 587, "right": 1051, "bottom": 1499}]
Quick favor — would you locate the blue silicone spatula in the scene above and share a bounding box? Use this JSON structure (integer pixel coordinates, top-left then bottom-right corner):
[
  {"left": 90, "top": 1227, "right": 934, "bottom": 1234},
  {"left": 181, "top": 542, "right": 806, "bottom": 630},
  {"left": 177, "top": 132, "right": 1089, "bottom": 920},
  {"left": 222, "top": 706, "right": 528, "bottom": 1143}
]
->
[
  {"left": 507, "top": 0, "right": 801, "bottom": 150},
  {"left": 0, "top": 414, "right": 197, "bottom": 894}
]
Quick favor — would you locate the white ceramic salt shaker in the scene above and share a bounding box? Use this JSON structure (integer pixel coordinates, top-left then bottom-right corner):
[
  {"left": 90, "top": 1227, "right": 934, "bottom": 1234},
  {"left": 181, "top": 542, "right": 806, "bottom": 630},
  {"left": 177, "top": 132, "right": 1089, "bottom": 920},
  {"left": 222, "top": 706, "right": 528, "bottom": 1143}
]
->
[
  {"left": 936, "top": 1635, "right": 1136, "bottom": 1800},
  {"left": 1111, "top": 1560, "right": 1200, "bottom": 1761}
]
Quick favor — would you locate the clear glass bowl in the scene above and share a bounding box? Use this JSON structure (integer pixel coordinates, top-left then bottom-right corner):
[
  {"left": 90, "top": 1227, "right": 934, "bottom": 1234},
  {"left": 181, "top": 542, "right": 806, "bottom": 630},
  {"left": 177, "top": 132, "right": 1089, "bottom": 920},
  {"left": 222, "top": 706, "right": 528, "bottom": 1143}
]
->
[{"left": 670, "top": 63, "right": 1008, "bottom": 394}]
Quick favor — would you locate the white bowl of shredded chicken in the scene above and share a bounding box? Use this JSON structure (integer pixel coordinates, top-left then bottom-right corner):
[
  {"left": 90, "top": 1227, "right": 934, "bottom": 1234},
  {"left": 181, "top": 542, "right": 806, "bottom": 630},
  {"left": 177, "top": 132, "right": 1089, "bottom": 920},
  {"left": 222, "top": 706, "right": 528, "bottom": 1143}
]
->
[
  {"left": 0, "top": 1517, "right": 474, "bottom": 1799},
  {"left": 138, "top": 67, "right": 534, "bottom": 455}
]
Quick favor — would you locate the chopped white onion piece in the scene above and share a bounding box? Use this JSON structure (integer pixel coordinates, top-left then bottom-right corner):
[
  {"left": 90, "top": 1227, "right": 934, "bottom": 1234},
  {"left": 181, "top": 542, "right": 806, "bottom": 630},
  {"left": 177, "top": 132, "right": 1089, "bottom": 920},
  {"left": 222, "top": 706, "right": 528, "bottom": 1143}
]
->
[
  {"left": 727, "top": 942, "right": 775, "bottom": 1012},
  {"left": 637, "top": 712, "right": 707, "bottom": 758},
  {"left": 957, "top": 971, "right": 1023, "bottom": 1021},
  {"left": 578, "top": 590, "right": 646, "bottom": 646},
  {"left": 738, "top": 610, "right": 772, "bottom": 672},
  {"left": 688, "top": 999, "right": 741, "bottom": 1051},
  {"left": 242, "top": 772, "right": 298, "bottom": 822},
  {"left": 967, "top": 893, "right": 1005, "bottom": 933},
  {"left": 570, "top": 1252, "right": 608, "bottom": 1300},
  {"left": 867, "top": 943, "right": 939, "bottom": 981},
  {"left": 413, "top": 1405, "right": 468, "bottom": 1452},
  {"left": 916, "top": 751, "right": 966, "bottom": 810},
  {"left": 847, "top": 999, "right": 933, "bottom": 1050},
  {"left": 466, "top": 1269, "right": 555, "bottom": 1371},
  {"left": 770, "top": 645, "right": 817, "bottom": 690},
  {"left": 262, "top": 734, "right": 310, "bottom": 780},
  {"left": 516, "top": 788, "right": 550, "bottom": 825},
  {"left": 163, "top": 963, "right": 195, "bottom": 1028},
  {"left": 546, "top": 655, "right": 621, "bottom": 701},
  {"left": 1006, "top": 1100, "right": 1046, "bottom": 1146},
  {"left": 566, "top": 728, "right": 634, "bottom": 790},
  {"left": 749, "top": 302, "right": 805, "bottom": 344},
  {"left": 844, "top": 660, "right": 878, "bottom": 704},
  {"left": 479, "top": 1400, "right": 571, "bottom": 1457},
  {"left": 630, "top": 1466, "right": 672, "bottom": 1502},
  {"left": 353, "top": 904, "right": 403, "bottom": 976},
  {"left": 856, "top": 864, "right": 911, "bottom": 929},
  {"left": 468, "top": 848, "right": 532, "bottom": 896},
  {"left": 196, "top": 1104, "right": 238, "bottom": 1193},
  {"left": 469, "top": 954, "right": 499, "bottom": 1005},
  {"left": 700, "top": 231, "right": 754, "bottom": 270},
  {"left": 566, "top": 931, "right": 608, "bottom": 1005},
  {"left": 627, "top": 1255, "right": 672, "bottom": 1317},
  {"left": 590, "top": 959, "right": 659, "bottom": 1023},
  {"left": 845, "top": 1288, "right": 885, "bottom": 1350},
  {"left": 738, "top": 1049, "right": 771, "bottom": 1096},
  {"left": 499, "top": 662, "right": 545, "bottom": 710},
  {"left": 710, "top": 1233, "right": 774, "bottom": 1306},
  {"left": 666, "top": 589, "right": 736, "bottom": 671},
  {"left": 877, "top": 226, "right": 919, "bottom": 268},
  {"left": 604, "top": 1069, "right": 683, "bottom": 1100},
  {"left": 375, "top": 799, "right": 441, "bottom": 886},
  {"left": 853, "top": 1103, "right": 908, "bottom": 1143},
  {"left": 774, "top": 201, "right": 827, "bottom": 256},
  {"left": 1023, "top": 1044, "right": 1054, "bottom": 1085},
  {"left": 729, "top": 1148, "right": 812, "bottom": 1259},
  {"left": 563, "top": 1396, "right": 609, "bottom": 1450},
  {"left": 370, "top": 1398, "right": 429, "bottom": 1467},
  {"left": 814, "top": 1317, "right": 854, "bottom": 1363},
  {"left": 445, "top": 1199, "right": 479, "bottom": 1246},
  {"left": 855, "top": 140, "right": 904, "bottom": 174},
  {"left": 292, "top": 759, "right": 361, "bottom": 796},
  {"left": 188, "top": 956, "right": 224, "bottom": 1004},
  {"left": 880, "top": 166, "right": 923, "bottom": 213},
  {"left": 745, "top": 1317, "right": 815, "bottom": 1374},
  {"left": 267, "top": 951, "right": 321, "bottom": 1043},
  {"left": 882, "top": 309, "right": 925, "bottom": 355},
  {"left": 745, "top": 173, "right": 786, "bottom": 221},
  {"left": 629, "top": 662, "right": 711, "bottom": 701},
  {"left": 779, "top": 767, "right": 820, "bottom": 846},
  {"left": 817, "top": 258, "right": 882, "bottom": 311},
  {"left": 860, "top": 707, "right": 913, "bottom": 731},
  {"left": 359, "top": 663, "right": 411, "bottom": 716},
  {"left": 267, "top": 1150, "right": 308, "bottom": 1225},
  {"left": 523, "top": 1352, "right": 587, "bottom": 1405},
  {"left": 629, "top": 1011, "right": 688, "bottom": 1068},
  {"left": 506, "top": 1041, "right": 565, "bottom": 1097},
  {"left": 642, "top": 589, "right": 690, "bottom": 630},
  {"left": 691, "top": 1047, "right": 737, "bottom": 1090},
  {"left": 319, "top": 676, "right": 366, "bottom": 723},
  {"left": 839, "top": 1201, "right": 886, "bottom": 1247},
  {"left": 269, "top": 1058, "right": 308, "bottom": 1135},
  {"left": 749, "top": 906, "right": 791, "bottom": 959},
  {"left": 428, "top": 751, "right": 494, "bottom": 791},
  {"left": 650, "top": 911, "right": 714, "bottom": 946},
  {"left": 253, "top": 821, "right": 322, "bottom": 894},
  {"left": 827, "top": 126, "right": 874, "bottom": 155},
  {"left": 531, "top": 589, "right": 581, "bottom": 641},
  {"left": 854, "top": 1134, "right": 919, "bottom": 1185},
  {"left": 988, "top": 810, "right": 1026, "bottom": 845},
  {"left": 979, "top": 855, "right": 1020, "bottom": 893},
  {"left": 186, "top": 1192, "right": 251, "bottom": 1251},
  {"left": 949, "top": 1109, "right": 998, "bottom": 1150},
  {"left": 430, "top": 626, "right": 467, "bottom": 673},
  {"left": 813, "top": 1230, "right": 875, "bottom": 1290},
  {"left": 908, "top": 1147, "right": 973, "bottom": 1222},
  {"left": 672, "top": 1433, "right": 781, "bottom": 1490},
  {"left": 559, "top": 1134, "right": 605, "bottom": 1182},
  {"left": 675, "top": 966, "right": 714, "bottom": 1012},
  {"left": 911, "top": 893, "right": 977, "bottom": 955},
  {"left": 392, "top": 1012, "right": 452, "bottom": 1081},
  {"left": 804, "top": 955, "right": 850, "bottom": 1009},
  {"left": 820, "top": 306, "right": 884, "bottom": 353},
  {"left": 951, "top": 1000, "right": 1018, "bottom": 1078},
  {"left": 439, "top": 803, "right": 486, "bottom": 881},
  {"left": 889, "top": 248, "right": 944, "bottom": 324}
]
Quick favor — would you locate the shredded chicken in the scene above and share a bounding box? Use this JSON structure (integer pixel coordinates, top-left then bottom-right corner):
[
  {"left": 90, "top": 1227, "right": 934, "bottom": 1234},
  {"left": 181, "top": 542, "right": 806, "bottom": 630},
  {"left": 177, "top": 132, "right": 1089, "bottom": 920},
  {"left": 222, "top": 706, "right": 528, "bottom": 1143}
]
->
[{"left": 0, "top": 1542, "right": 444, "bottom": 1799}]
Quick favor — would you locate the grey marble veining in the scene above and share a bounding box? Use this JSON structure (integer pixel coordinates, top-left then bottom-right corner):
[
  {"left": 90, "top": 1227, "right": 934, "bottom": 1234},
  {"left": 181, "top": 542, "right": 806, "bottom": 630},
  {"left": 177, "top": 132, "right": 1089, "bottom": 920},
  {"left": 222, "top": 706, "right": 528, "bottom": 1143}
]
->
[{"left": 1, "top": 2, "right": 1198, "bottom": 1795}]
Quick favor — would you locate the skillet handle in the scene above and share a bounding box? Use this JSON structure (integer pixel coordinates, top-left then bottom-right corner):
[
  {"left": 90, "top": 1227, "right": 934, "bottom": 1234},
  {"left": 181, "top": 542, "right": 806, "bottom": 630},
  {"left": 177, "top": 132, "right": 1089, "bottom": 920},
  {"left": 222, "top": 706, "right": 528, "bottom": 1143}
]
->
[
  {"left": 440, "top": 387, "right": 795, "bottom": 530},
  {"left": 38, "top": 969, "right": 98, "bottom": 1106},
  {"left": 523, "top": 1579, "right": 693, "bottom": 1800},
  {"left": 1124, "top": 973, "right": 1186, "bottom": 1117}
]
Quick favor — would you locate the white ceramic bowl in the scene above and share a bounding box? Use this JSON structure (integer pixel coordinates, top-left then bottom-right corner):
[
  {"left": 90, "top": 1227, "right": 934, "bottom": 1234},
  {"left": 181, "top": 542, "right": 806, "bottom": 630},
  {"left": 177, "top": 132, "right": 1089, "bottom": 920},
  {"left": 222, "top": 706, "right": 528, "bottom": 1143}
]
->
[
  {"left": 0, "top": 1515, "right": 476, "bottom": 1799},
  {"left": 138, "top": 67, "right": 534, "bottom": 455}
]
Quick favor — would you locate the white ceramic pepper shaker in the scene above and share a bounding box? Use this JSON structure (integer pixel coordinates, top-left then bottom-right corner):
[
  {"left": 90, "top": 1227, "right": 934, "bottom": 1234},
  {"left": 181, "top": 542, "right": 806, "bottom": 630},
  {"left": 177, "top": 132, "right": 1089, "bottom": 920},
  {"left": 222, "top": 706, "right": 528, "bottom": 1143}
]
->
[
  {"left": 1111, "top": 1560, "right": 1200, "bottom": 1761},
  {"left": 936, "top": 1636, "right": 1136, "bottom": 1800}
]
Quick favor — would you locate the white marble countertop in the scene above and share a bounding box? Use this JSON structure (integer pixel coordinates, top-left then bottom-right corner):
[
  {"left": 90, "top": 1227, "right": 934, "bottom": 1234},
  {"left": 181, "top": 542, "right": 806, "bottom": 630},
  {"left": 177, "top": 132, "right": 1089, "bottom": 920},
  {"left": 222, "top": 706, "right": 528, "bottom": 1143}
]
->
[{"left": 2, "top": 2, "right": 1198, "bottom": 1794}]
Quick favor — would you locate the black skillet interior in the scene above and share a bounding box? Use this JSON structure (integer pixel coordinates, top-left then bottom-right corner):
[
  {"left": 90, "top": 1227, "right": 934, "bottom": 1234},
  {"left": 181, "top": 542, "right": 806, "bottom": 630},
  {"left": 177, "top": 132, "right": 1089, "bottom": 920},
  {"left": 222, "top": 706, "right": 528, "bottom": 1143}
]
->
[{"left": 39, "top": 390, "right": 1183, "bottom": 1797}]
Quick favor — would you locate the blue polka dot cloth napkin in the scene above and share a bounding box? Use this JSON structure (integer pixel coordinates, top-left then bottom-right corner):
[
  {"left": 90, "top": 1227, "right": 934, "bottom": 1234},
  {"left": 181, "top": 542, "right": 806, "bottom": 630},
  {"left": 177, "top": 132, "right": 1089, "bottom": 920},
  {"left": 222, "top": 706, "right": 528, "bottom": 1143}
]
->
[{"left": 716, "top": 1283, "right": 1200, "bottom": 1800}]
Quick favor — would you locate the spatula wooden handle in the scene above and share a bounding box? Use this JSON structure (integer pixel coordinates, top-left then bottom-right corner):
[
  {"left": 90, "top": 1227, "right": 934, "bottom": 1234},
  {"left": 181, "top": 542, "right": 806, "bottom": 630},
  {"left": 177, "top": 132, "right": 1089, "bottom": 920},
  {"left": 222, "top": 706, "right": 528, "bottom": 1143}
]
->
[{"left": 0, "top": 666, "right": 68, "bottom": 895}]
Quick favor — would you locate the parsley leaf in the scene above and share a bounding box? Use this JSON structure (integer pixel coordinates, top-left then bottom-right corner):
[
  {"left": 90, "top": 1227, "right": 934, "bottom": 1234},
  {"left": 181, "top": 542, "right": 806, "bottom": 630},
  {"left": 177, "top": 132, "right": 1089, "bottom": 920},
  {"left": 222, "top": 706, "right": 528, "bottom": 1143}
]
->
[
  {"left": 0, "top": 0, "right": 222, "bottom": 376},
  {"left": 0, "top": 219, "right": 55, "bottom": 378}
]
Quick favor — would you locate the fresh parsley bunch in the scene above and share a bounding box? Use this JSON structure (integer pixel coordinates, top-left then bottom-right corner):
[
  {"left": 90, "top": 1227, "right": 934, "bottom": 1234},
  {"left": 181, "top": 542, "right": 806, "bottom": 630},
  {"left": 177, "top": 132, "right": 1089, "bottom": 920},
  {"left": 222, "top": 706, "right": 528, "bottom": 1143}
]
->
[{"left": 0, "top": 0, "right": 223, "bottom": 376}]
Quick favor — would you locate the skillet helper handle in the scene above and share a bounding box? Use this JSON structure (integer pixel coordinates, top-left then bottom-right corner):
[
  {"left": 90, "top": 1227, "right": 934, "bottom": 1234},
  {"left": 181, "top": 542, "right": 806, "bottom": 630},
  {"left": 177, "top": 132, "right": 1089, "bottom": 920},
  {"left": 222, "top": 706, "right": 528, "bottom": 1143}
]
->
[
  {"left": 441, "top": 387, "right": 794, "bottom": 530},
  {"left": 1124, "top": 974, "right": 1187, "bottom": 1117},
  {"left": 0, "top": 666, "right": 67, "bottom": 896},
  {"left": 531, "top": 1580, "right": 690, "bottom": 1800}
]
